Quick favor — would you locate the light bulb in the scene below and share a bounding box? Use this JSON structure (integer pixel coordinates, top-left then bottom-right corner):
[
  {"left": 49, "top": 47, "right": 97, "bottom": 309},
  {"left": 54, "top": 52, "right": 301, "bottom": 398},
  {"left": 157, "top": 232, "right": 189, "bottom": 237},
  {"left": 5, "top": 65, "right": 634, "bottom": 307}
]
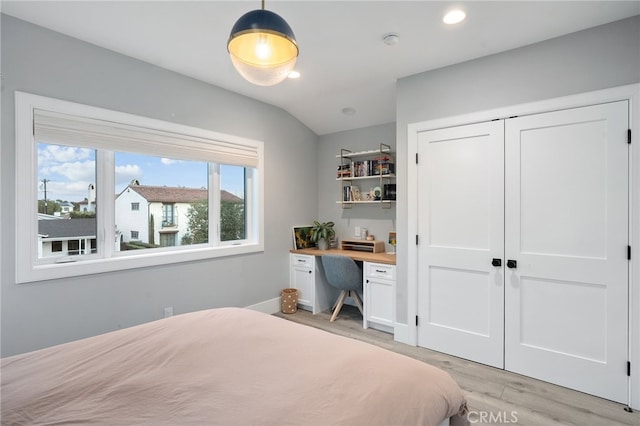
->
[{"left": 255, "top": 36, "right": 271, "bottom": 60}]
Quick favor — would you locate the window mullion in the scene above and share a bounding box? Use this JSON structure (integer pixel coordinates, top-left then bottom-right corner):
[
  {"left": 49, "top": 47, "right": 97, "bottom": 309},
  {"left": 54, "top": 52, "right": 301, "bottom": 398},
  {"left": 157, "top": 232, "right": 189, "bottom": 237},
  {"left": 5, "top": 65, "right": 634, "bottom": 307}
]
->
[
  {"left": 98, "top": 150, "right": 115, "bottom": 259},
  {"left": 210, "top": 163, "right": 221, "bottom": 246}
]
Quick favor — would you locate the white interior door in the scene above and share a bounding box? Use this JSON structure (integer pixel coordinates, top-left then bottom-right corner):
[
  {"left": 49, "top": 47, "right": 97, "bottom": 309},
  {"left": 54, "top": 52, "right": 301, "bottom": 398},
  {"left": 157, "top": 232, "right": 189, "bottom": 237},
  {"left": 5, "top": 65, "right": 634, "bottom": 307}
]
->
[
  {"left": 504, "top": 101, "right": 629, "bottom": 403},
  {"left": 417, "top": 121, "right": 505, "bottom": 368}
]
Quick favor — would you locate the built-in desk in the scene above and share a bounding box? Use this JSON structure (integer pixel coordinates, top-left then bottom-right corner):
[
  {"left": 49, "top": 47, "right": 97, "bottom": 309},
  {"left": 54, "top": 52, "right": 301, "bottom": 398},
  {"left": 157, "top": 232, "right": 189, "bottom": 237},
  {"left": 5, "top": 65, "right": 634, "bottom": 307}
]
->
[
  {"left": 289, "top": 248, "right": 396, "bottom": 333},
  {"left": 290, "top": 248, "right": 396, "bottom": 265}
]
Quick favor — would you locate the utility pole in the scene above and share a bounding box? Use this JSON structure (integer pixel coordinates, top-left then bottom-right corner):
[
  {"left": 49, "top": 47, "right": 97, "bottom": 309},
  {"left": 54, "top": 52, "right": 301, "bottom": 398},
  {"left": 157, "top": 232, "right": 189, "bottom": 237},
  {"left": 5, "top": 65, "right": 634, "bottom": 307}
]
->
[{"left": 41, "top": 179, "right": 50, "bottom": 214}]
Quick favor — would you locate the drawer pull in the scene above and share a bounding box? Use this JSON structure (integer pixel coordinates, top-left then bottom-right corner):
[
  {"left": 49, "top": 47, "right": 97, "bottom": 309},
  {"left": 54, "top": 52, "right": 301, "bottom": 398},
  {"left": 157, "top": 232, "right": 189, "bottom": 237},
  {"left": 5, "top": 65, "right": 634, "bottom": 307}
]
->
[{"left": 375, "top": 269, "right": 387, "bottom": 273}]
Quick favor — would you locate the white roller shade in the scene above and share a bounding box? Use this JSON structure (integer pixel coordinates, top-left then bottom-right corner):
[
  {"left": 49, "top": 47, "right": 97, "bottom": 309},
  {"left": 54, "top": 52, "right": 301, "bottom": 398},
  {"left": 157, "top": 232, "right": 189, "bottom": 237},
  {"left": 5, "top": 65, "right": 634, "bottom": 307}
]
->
[{"left": 33, "top": 109, "right": 259, "bottom": 168}]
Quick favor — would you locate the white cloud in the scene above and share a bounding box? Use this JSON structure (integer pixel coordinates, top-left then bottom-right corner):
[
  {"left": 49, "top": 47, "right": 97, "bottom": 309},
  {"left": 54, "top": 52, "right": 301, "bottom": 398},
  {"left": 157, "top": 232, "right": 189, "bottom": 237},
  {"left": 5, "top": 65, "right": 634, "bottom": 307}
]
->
[
  {"left": 161, "top": 158, "right": 182, "bottom": 165},
  {"left": 48, "top": 161, "right": 96, "bottom": 182},
  {"left": 115, "top": 164, "right": 143, "bottom": 185},
  {"left": 38, "top": 145, "right": 91, "bottom": 168}
]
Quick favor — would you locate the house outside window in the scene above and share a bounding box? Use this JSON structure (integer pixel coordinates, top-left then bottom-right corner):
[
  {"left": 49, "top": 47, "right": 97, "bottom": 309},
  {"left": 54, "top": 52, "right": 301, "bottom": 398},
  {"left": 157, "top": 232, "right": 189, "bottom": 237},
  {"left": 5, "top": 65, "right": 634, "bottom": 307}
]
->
[
  {"left": 131, "top": 231, "right": 139, "bottom": 239},
  {"left": 16, "top": 92, "right": 264, "bottom": 283}
]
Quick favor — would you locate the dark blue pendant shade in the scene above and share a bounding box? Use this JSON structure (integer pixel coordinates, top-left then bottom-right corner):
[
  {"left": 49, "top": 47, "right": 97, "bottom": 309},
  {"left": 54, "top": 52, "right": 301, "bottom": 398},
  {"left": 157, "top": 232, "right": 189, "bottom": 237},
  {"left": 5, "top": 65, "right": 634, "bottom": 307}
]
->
[
  {"left": 227, "top": 8, "right": 299, "bottom": 86},
  {"left": 229, "top": 9, "right": 297, "bottom": 43}
]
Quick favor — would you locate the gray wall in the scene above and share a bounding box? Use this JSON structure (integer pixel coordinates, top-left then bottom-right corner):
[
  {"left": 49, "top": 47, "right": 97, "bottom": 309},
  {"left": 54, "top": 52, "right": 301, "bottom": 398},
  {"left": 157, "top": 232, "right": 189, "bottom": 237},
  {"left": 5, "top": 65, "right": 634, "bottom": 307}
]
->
[
  {"left": 317, "top": 123, "right": 396, "bottom": 250},
  {"left": 1, "top": 15, "right": 319, "bottom": 357},
  {"left": 395, "top": 16, "right": 640, "bottom": 324}
]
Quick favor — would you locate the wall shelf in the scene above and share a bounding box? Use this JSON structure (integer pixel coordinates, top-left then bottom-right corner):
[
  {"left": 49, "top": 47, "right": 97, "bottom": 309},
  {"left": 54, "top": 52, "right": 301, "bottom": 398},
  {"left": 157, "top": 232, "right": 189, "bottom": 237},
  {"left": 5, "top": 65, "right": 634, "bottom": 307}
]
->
[{"left": 337, "top": 143, "right": 395, "bottom": 209}]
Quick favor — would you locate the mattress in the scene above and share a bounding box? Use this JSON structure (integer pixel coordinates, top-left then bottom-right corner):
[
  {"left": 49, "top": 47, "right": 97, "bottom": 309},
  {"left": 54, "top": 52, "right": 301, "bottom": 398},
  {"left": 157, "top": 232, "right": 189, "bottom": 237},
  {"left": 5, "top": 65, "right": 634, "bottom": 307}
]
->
[{"left": 1, "top": 307, "right": 468, "bottom": 425}]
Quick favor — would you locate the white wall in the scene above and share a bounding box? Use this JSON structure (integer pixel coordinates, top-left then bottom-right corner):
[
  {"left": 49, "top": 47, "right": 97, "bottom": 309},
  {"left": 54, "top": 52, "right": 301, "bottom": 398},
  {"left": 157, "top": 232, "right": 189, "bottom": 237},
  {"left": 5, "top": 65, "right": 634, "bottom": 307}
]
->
[
  {"left": 395, "top": 15, "right": 640, "bottom": 326},
  {"left": 317, "top": 123, "right": 397, "bottom": 250},
  {"left": 1, "top": 15, "right": 319, "bottom": 357},
  {"left": 115, "top": 190, "right": 149, "bottom": 243}
]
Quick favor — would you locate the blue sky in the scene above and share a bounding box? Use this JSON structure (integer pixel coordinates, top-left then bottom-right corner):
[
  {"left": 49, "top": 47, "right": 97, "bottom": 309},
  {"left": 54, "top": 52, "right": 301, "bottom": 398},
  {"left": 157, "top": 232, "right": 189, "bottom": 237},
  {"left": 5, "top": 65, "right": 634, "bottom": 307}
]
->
[{"left": 37, "top": 143, "right": 245, "bottom": 203}]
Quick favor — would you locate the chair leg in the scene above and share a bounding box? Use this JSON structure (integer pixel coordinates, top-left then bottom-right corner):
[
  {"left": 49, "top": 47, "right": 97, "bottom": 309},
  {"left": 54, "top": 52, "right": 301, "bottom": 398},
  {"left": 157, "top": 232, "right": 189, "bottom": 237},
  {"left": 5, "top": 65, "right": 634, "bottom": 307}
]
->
[
  {"left": 330, "top": 291, "right": 348, "bottom": 322},
  {"left": 350, "top": 291, "right": 364, "bottom": 316}
]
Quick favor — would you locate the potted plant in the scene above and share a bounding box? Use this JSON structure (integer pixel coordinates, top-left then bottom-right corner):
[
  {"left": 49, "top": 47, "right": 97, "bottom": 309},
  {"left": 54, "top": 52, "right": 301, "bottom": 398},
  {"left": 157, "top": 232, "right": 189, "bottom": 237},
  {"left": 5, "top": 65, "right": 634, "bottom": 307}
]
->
[{"left": 310, "top": 220, "right": 335, "bottom": 250}]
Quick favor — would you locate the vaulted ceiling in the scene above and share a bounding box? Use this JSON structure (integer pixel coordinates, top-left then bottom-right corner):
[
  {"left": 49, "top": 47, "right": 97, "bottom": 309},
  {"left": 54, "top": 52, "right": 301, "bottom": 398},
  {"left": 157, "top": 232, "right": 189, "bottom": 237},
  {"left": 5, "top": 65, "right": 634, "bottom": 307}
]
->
[{"left": 3, "top": 1, "right": 639, "bottom": 135}]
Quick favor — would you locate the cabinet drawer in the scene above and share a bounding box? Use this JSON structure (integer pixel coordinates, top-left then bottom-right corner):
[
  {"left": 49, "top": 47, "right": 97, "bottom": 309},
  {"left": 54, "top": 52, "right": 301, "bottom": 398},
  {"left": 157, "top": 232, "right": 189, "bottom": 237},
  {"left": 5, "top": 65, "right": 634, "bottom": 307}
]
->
[
  {"left": 365, "top": 262, "right": 396, "bottom": 280},
  {"left": 291, "top": 254, "right": 314, "bottom": 269}
]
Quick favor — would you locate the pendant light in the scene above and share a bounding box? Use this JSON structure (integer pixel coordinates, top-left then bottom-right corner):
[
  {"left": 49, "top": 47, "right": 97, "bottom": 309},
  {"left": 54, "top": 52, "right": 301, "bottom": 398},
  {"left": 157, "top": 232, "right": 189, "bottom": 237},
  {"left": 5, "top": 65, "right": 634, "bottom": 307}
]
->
[{"left": 227, "top": 0, "right": 299, "bottom": 86}]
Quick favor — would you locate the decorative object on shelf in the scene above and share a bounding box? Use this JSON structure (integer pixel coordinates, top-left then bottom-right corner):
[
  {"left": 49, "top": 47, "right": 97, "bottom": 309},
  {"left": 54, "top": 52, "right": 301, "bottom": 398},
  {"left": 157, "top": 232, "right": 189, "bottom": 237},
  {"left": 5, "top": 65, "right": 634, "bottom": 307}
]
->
[
  {"left": 366, "top": 235, "right": 375, "bottom": 241},
  {"left": 371, "top": 186, "right": 382, "bottom": 201},
  {"left": 388, "top": 231, "right": 396, "bottom": 254},
  {"left": 360, "top": 227, "right": 368, "bottom": 240},
  {"left": 292, "top": 225, "right": 314, "bottom": 250},
  {"left": 227, "top": 0, "right": 299, "bottom": 86},
  {"left": 310, "top": 220, "right": 335, "bottom": 251},
  {"left": 383, "top": 184, "right": 396, "bottom": 201}
]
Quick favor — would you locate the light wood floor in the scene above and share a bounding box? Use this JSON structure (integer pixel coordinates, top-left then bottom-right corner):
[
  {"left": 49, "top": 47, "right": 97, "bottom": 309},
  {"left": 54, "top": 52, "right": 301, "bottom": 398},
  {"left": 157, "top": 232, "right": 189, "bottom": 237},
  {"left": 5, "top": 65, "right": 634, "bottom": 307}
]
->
[{"left": 274, "top": 306, "right": 639, "bottom": 426}]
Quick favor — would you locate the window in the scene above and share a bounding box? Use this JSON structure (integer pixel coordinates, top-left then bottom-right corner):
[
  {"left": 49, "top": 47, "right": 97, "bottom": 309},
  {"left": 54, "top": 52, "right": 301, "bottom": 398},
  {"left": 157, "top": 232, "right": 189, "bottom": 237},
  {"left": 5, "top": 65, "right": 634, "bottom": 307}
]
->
[
  {"left": 16, "top": 92, "right": 264, "bottom": 283},
  {"left": 51, "top": 241, "right": 62, "bottom": 253},
  {"left": 162, "top": 204, "right": 176, "bottom": 227}
]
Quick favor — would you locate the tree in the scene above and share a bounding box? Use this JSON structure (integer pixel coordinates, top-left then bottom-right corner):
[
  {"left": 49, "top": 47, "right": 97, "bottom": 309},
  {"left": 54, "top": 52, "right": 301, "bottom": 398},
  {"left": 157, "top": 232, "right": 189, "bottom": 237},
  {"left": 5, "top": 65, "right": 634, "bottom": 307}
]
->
[
  {"left": 220, "top": 201, "right": 245, "bottom": 241},
  {"left": 69, "top": 211, "right": 96, "bottom": 218},
  {"left": 38, "top": 199, "right": 61, "bottom": 215},
  {"left": 149, "top": 214, "right": 155, "bottom": 245},
  {"left": 181, "top": 200, "right": 209, "bottom": 245},
  {"left": 182, "top": 199, "right": 245, "bottom": 244}
]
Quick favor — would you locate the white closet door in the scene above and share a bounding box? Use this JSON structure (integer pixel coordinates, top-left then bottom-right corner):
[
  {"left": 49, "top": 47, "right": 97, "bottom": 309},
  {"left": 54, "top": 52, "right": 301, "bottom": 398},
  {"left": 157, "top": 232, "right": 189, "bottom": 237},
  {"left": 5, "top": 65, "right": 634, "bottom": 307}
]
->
[
  {"left": 504, "top": 101, "right": 629, "bottom": 403},
  {"left": 417, "top": 121, "right": 505, "bottom": 368}
]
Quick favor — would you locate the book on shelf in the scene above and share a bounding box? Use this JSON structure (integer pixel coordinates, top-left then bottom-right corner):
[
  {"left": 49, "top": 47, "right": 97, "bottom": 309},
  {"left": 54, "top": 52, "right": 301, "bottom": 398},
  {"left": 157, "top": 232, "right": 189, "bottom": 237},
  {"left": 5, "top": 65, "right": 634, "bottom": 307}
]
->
[{"left": 342, "top": 185, "right": 361, "bottom": 202}]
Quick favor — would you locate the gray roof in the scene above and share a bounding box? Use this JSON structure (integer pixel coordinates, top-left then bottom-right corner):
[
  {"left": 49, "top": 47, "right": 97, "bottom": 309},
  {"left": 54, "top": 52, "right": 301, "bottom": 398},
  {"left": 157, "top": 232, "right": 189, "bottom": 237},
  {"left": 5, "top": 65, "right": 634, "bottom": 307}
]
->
[{"left": 38, "top": 218, "right": 96, "bottom": 239}]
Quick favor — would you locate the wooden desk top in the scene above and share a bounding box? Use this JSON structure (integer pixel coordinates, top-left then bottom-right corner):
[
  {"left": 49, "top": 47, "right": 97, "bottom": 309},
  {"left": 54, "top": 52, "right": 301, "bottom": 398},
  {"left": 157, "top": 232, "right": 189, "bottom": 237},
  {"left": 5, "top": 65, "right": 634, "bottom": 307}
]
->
[{"left": 290, "top": 248, "right": 396, "bottom": 265}]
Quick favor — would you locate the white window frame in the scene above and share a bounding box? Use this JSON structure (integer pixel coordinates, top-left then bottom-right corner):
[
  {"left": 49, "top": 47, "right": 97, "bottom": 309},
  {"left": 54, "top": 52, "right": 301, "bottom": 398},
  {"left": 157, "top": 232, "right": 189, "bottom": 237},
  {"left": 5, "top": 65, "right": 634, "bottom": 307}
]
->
[{"left": 15, "top": 92, "right": 264, "bottom": 283}]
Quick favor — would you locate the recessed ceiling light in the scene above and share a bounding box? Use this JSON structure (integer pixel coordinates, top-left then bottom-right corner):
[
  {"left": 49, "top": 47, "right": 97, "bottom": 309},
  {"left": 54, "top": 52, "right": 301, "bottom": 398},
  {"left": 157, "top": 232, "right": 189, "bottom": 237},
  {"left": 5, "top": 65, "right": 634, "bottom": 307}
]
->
[
  {"left": 341, "top": 107, "right": 356, "bottom": 116},
  {"left": 288, "top": 70, "right": 300, "bottom": 79},
  {"left": 443, "top": 9, "right": 466, "bottom": 25},
  {"left": 382, "top": 32, "right": 400, "bottom": 46}
]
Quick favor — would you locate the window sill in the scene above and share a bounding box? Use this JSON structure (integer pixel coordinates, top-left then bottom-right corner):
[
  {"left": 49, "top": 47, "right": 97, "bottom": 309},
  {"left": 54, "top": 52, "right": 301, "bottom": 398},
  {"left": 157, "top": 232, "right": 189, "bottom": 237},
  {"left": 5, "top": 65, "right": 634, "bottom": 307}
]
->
[{"left": 18, "top": 242, "right": 264, "bottom": 284}]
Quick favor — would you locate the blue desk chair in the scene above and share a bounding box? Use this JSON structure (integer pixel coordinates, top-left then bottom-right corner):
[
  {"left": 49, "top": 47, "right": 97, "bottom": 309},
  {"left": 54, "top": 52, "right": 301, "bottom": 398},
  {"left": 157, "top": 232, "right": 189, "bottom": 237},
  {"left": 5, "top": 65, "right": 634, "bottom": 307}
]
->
[{"left": 321, "top": 254, "right": 364, "bottom": 322}]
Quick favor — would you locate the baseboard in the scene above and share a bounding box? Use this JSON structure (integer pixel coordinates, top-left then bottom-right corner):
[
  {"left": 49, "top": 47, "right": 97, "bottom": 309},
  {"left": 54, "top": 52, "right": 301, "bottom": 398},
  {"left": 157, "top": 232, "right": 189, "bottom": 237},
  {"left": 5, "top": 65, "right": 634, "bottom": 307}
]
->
[{"left": 245, "top": 297, "right": 281, "bottom": 314}]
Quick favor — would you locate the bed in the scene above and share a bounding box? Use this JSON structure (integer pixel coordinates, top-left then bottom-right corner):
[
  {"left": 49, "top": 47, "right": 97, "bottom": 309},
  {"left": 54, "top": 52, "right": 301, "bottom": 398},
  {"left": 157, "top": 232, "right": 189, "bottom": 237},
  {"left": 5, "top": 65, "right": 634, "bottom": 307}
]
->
[{"left": 1, "top": 308, "right": 468, "bottom": 425}]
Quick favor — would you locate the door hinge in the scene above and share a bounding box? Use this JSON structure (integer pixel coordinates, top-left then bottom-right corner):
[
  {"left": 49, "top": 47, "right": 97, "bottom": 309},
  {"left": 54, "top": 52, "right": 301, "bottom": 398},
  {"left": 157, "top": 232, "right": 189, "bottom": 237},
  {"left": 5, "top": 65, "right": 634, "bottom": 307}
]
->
[
  {"left": 416, "top": 315, "right": 419, "bottom": 326},
  {"left": 415, "top": 153, "right": 419, "bottom": 164},
  {"left": 628, "top": 129, "right": 632, "bottom": 144},
  {"left": 416, "top": 235, "right": 419, "bottom": 245},
  {"left": 628, "top": 361, "right": 631, "bottom": 377},
  {"left": 628, "top": 245, "right": 632, "bottom": 260}
]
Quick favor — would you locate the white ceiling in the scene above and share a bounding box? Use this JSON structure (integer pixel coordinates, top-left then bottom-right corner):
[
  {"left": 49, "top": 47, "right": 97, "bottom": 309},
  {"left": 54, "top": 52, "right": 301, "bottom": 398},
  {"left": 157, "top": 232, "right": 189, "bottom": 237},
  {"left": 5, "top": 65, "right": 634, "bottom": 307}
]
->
[{"left": 2, "top": 1, "right": 639, "bottom": 135}]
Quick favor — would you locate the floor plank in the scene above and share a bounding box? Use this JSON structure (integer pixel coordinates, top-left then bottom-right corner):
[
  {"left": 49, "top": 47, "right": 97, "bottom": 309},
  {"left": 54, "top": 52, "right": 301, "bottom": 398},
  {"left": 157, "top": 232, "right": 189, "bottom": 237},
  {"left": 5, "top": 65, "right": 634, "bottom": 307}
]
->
[{"left": 274, "top": 306, "right": 639, "bottom": 426}]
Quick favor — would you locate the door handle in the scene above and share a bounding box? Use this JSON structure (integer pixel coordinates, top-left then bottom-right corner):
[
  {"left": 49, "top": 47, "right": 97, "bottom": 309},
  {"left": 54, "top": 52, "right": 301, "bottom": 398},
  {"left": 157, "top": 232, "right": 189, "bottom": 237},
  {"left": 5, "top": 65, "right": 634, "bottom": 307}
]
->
[
  {"left": 507, "top": 259, "right": 517, "bottom": 269},
  {"left": 491, "top": 258, "right": 502, "bottom": 267}
]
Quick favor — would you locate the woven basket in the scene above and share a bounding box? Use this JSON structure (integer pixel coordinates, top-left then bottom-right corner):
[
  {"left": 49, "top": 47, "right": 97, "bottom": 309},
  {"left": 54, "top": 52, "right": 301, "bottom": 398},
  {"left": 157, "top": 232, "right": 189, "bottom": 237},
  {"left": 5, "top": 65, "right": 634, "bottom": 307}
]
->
[{"left": 281, "top": 288, "right": 298, "bottom": 314}]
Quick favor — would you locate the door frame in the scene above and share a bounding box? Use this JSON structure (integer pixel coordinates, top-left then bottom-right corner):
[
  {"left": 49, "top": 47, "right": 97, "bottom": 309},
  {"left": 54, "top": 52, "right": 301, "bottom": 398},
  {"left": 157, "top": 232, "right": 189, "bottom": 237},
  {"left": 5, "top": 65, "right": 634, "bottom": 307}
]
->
[{"left": 406, "top": 83, "right": 640, "bottom": 409}]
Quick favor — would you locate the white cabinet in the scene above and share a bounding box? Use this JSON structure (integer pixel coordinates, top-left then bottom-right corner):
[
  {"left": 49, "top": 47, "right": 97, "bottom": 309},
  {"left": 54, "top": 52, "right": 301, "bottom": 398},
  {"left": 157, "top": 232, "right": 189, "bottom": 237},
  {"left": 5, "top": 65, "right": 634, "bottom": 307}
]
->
[
  {"left": 289, "top": 254, "right": 338, "bottom": 314},
  {"left": 290, "top": 254, "right": 314, "bottom": 308},
  {"left": 363, "top": 262, "right": 395, "bottom": 332}
]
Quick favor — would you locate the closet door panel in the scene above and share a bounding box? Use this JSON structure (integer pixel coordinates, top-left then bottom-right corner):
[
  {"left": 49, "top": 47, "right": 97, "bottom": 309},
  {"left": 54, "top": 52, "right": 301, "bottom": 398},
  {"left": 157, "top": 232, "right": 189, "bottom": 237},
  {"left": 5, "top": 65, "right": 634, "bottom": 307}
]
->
[
  {"left": 504, "top": 101, "right": 629, "bottom": 403},
  {"left": 417, "top": 121, "right": 504, "bottom": 368}
]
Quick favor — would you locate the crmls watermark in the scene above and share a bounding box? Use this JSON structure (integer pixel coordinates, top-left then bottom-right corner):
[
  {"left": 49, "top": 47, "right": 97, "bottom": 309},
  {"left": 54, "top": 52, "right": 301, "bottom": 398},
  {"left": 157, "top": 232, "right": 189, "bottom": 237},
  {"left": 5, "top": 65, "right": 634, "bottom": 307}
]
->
[{"left": 467, "top": 410, "right": 519, "bottom": 424}]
